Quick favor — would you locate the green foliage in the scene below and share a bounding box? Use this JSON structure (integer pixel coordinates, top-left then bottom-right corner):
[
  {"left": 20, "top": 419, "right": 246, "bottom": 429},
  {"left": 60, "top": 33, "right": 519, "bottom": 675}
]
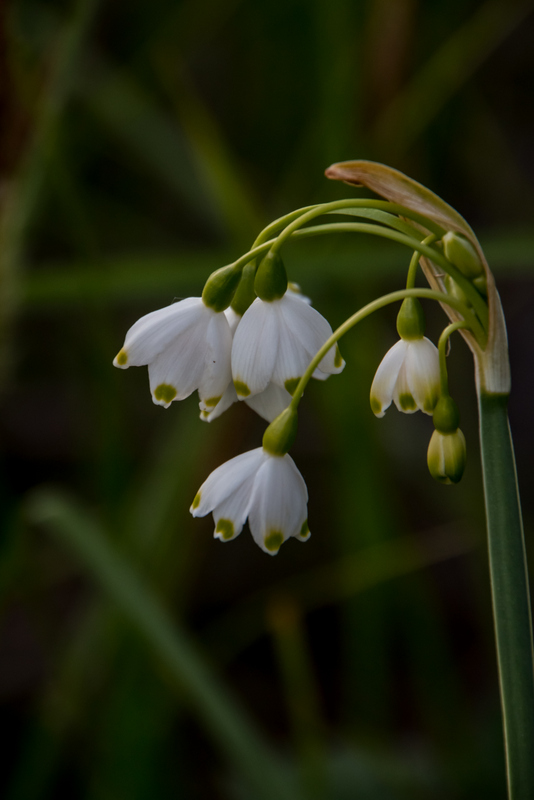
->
[{"left": 1, "top": 1, "right": 533, "bottom": 798}]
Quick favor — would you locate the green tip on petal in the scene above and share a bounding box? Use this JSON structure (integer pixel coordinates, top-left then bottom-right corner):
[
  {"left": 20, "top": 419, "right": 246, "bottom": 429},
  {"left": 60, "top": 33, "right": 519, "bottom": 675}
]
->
[
  {"left": 233, "top": 379, "right": 251, "bottom": 398},
  {"left": 284, "top": 377, "right": 300, "bottom": 396},
  {"left": 203, "top": 395, "right": 221, "bottom": 408},
  {"left": 154, "top": 383, "right": 177, "bottom": 404},
  {"left": 114, "top": 348, "right": 128, "bottom": 367},
  {"left": 370, "top": 396, "right": 383, "bottom": 417},
  {"left": 264, "top": 530, "right": 284, "bottom": 553},
  {"left": 334, "top": 345, "right": 343, "bottom": 369},
  {"left": 191, "top": 492, "right": 201, "bottom": 510},
  {"left": 298, "top": 520, "right": 310, "bottom": 540},
  {"left": 398, "top": 392, "right": 417, "bottom": 412},
  {"left": 215, "top": 518, "right": 235, "bottom": 540}
]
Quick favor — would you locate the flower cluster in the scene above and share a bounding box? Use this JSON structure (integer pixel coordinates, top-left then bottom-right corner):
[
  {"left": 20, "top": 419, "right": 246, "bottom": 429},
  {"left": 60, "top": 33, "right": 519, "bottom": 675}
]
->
[
  {"left": 114, "top": 208, "right": 476, "bottom": 554},
  {"left": 114, "top": 257, "right": 343, "bottom": 553},
  {"left": 114, "top": 287, "right": 343, "bottom": 423}
]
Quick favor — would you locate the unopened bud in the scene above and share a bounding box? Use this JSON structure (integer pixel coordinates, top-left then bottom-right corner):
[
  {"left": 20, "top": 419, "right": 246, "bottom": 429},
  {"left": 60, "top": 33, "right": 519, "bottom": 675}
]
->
[
  {"left": 443, "top": 232, "right": 484, "bottom": 279},
  {"left": 427, "top": 428, "right": 466, "bottom": 485}
]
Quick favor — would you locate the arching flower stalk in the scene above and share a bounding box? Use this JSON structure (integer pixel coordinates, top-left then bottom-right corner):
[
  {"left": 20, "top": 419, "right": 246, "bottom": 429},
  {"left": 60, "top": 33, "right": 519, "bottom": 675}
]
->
[{"left": 113, "top": 160, "right": 532, "bottom": 800}]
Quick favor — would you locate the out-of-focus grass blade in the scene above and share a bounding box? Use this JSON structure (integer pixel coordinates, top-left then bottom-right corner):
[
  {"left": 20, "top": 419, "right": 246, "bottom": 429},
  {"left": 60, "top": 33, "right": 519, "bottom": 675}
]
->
[
  {"left": 151, "top": 47, "right": 265, "bottom": 245},
  {"left": 26, "top": 489, "right": 302, "bottom": 800},
  {"left": 202, "top": 524, "right": 476, "bottom": 666},
  {"left": 0, "top": 0, "right": 100, "bottom": 377},
  {"left": 19, "top": 229, "right": 534, "bottom": 309},
  {"left": 373, "top": 0, "right": 534, "bottom": 156},
  {"left": 268, "top": 595, "right": 327, "bottom": 800},
  {"left": 80, "top": 68, "right": 220, "bottom": 228}
]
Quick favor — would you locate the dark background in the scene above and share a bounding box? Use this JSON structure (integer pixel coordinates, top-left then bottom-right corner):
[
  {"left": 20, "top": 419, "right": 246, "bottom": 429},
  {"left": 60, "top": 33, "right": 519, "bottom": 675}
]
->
[{"left": 1, "top": 1, "right": 534, "bottom": 798}]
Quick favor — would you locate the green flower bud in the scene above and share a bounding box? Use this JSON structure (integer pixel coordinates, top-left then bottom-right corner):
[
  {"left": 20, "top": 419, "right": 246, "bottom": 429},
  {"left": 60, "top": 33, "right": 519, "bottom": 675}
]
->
[
  {"left": 444, "top": 274, "right": 471, "bottom": 306},
  {"left": 433, "top": 394, "right": 460, "bottom": 434},
  {"left": 473, "top": 274, "right": 488, "bottom": 296},
  {"left": 443, "top": 232, "right": 484, "bottom": 279},
  {"left": 202, "top": 264, "right": 242, "bottom": 311},
  {"left": 396, "top": 298, "right": 426, "bottom": 340},
  {"left": 263, "top": 406, "right": 298, "bottom": 456},
  {"left": 254, "top": 251, "right": 288, "bottom": 302},
  {"left": 427, "top": 428, "right": 466, "bottom": 485}
]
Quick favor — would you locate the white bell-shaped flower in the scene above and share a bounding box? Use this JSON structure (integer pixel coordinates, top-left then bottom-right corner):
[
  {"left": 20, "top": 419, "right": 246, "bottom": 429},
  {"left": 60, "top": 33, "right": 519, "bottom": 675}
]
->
[
  {"left": 370, "top": 337, "right": 440, "bottom": 417},
  {"left": 113, "top": 297, "right": 232, "bottom": 408},
  {"left": 190, "top": 447, "right": 310, "bottom": 555},
  {"left": 199, "top": 304, "right": 293, "bottom": 423},
  {"left": 231, "top": 292, "right": 344, "bottom": 399}
]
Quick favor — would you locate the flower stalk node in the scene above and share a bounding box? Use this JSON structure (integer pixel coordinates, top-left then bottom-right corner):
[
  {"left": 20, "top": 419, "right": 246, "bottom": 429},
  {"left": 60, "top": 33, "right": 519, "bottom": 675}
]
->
[
  {"left": 433, "top": 394, "right": 460, "bottom": 434},
  {"left": 396, "top": 297, "right": 426, "bottom": 340},
  {"left": 254, "top": 251, "right": 288, "bottom": 301},
  {"left": 262, "top": 407, "right": 298, "bottom": 456},
  {"left": 202, "top": 264, "right": 242, "bottom": 312}
]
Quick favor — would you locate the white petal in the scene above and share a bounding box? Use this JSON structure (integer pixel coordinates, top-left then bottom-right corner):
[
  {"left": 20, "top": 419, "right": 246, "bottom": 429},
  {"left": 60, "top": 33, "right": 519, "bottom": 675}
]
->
[
  {"left": 370, "top": 339, "right": 408, "bottom": 417},
  {"left": 115, "top": 297, "right": 205, "bottom": 367},
  {"left": 231, "top": 299, "right": 279, "bottom": 397},
  {"left": 245, "top": 382, "right": 292, "bottom": 422},
  {"left": 191, "top": 448, "right": 265, "bottom": 518},
  {"left": 211, "top": 479, "right": 254, "bottom": 541},
  {"left": 224, "top": 307, "right": 242, "bottom": 334},
  {"left": 278, "top": 293, "right": 344, "bottom": 377},
  {"left": 287, "top": 283, "right": 312, "bottom": 304},
  {"left": 248, "top": 454, "right": 308, "bottom": 555},
  {"left": 148, "top": 324, "right": 208, "bottom": 405},
  {"left": 200, "top": 383, "right": 237, "bottom": 422},
  {"left": 405, "top": 338, "right": 440, "bottom": 415},
  {"left": 198, "top": 313, "right": 233, "bottom": 405},
  {"left": 392, "top": 358, "right": 418, "bottom": 414},
  {"left": 271, "top": 322, "right": 316, "bottom": 392}
]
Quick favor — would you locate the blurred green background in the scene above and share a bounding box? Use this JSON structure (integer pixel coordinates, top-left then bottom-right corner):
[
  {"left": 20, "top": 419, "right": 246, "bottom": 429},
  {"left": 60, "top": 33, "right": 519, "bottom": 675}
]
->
[{"left": 1, "top": 0, "right": 534, "bottom": 798}]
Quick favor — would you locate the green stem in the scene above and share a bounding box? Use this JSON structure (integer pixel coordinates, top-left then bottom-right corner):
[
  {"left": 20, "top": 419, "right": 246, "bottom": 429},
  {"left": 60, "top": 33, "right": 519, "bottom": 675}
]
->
[
  {"left": 251, "top": 199, "right": 445, "bottom": 249},
  {"left": 406, "top": 234, "right": 437, "bottom": 289},
  {"left": 478, "top": 393, "right": 534, "bottom": 800},
  {"left": 289, "top": 288, "right": 483, "bottom": 411},
  {"left": 437, "top": 321, "right": 469, "bottom": 396},
  {"left": 300, "top": 223, "right": 489, "bottom": 329},
  {"left": 228, "top": 222, "right": 488, "bottom": 331}
]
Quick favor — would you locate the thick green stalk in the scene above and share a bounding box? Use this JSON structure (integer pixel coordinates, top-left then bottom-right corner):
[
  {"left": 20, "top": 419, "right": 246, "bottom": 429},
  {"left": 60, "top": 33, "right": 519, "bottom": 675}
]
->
[{"left": 478, "top": 393, "right": 534, "bottom": 799}]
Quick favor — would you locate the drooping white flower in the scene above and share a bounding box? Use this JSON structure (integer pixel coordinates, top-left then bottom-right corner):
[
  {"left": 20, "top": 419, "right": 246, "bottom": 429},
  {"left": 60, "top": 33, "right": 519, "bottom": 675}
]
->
[
  {"left": 231, "top": 292, "right": 344, "bottom": 399},
  {"left": 370, "top": 337, "right": 440, "bottom": 417},
  {"left": 190, "top": 447, "right": 310, "bottom": 555},
  {"left": 113, "top": 297, "right": 232, "bottom": 408},
  {"left": 199, "top": 304, "right": 293, "bottom": 423}
]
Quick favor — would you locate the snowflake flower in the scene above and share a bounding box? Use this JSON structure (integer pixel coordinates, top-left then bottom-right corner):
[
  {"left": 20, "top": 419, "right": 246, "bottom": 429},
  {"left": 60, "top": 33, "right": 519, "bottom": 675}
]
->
[
  {"left": 231, "top": 292, "right": 344, "bottom": 399},
  {"left": 113, "top": 297, "right": 232, "bottom": 409},
  {"left": 190, "top": 447, "right": 310, "bottom": 555},
  {"left": 370, "top": 337, "right": 440, "bottom": 417}
]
